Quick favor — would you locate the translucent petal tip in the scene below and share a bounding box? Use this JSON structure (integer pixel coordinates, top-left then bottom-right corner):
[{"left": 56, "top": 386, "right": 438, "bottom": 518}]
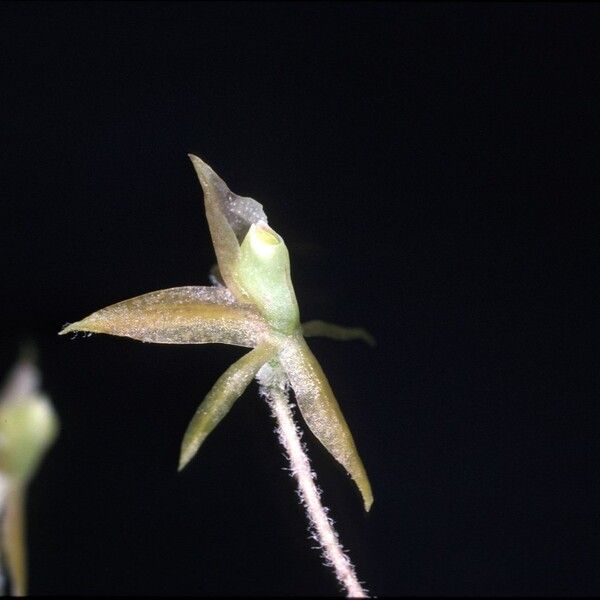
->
[
  {"left": 58, "top": 320, "right": 97, "bottom": 336},
  {"left": 187, "top": 154, "right": 213, "bottom": 185},
  {"left": 178, "top": 441, "right": 200, "bottom": 472},
  {"left": 58, "top": 322, "right": 77, "bottom": 335},
  {"left": 177, "top": 449, "right": 192, "bottom": 472}
]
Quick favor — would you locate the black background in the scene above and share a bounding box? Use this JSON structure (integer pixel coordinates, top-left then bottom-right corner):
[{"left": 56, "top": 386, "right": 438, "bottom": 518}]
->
[{"left": 1, "top": 2, "right": 598, "bottom": 596}]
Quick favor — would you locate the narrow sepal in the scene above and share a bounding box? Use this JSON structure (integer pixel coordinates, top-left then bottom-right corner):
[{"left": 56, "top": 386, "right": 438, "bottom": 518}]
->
[
  {"left": 279, "top": 335, "right": 374, "bottom": 511},
  {"left": 178, "top": 342, "right": 277, "bottom": 470},
  {"left": 60, "top": 286, "right": 269, "bottom": 347},
  {"left": 301, "top": 320, "right": 376, "bottom": 346},
  {"left": 188, "top": 154, "right": 267, "bottom": 300}
]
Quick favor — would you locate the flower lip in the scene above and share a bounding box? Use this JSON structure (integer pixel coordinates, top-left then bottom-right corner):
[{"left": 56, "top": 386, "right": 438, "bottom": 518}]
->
[{"left": 250, "top": 220, "right": 281, "bottom": 258}]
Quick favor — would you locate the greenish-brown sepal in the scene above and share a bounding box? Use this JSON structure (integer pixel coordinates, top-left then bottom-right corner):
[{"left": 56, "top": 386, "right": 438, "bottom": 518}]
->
[
  {"left": 279, "top": 335, "right": 373, "bottom": 511},
  {"left": 59, "top": 286, "right": 269, "bottom": 347}
]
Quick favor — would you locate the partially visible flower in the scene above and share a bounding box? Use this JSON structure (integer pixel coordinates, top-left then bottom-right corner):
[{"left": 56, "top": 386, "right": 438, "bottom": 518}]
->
[{"left": 0, "top": 350, "right": 59, "bottom": 596}]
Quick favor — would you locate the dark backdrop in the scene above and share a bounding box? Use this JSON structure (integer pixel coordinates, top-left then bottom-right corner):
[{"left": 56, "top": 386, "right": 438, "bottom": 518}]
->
[{"left": 1, "top": 2, "right": 597, "bottom": 596}]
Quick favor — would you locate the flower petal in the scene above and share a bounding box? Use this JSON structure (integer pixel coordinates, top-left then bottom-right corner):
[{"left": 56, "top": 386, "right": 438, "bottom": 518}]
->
[
  {"left": 301, "top": 320, "right": 376, "bottom": 346},
  {"left": 188, "top": 154, "right": 267, "bottom": 300},
  {"left": 178, "top": 342, "right": 277, "bottom": 470},
  {"left": 59, "top": 286, "right": 269, "bottom": 347},
  {"left": 279, "top": 335, "right": 374, "bottom": 511}
]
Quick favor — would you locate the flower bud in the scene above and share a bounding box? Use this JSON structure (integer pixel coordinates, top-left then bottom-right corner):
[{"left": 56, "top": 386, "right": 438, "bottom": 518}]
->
[{"left": 0, "top": 392, "right": 58, "bottom": 482}]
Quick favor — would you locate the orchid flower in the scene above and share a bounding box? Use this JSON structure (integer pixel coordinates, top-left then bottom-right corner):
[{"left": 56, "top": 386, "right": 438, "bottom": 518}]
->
[
  {"left": 0, "top": 350, "right": 59, "bottom": 596},
  {"left": 60, "top": 155, "right": 374, "bottom": 511}
]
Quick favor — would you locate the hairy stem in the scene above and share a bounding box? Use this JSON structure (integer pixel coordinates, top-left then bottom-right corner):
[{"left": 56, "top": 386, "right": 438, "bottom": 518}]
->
[{"left": 257, "top": 362, "right": 368, "bottom": 598}]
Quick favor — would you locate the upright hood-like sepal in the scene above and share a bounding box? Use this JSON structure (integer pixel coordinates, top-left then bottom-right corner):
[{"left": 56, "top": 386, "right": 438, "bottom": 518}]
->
[{"left": 188, "top": 154, "right": 267, "bottom": 300}]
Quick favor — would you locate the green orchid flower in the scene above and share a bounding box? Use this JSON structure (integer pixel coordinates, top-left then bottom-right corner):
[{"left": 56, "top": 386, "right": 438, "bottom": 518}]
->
[
  {"left": 0, "top": 350, "right": 59, "bottom": 596},
  {"left": 61, "top": 155, "right": 374, "bottom": 511}
]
